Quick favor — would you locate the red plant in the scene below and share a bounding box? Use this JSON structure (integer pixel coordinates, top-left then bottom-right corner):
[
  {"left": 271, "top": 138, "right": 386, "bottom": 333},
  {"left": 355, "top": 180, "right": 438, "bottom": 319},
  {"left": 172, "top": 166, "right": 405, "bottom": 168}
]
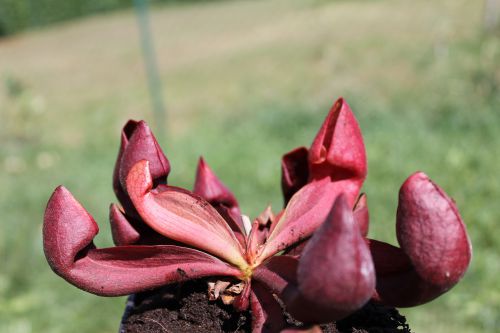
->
[{"left": 43, "top": 98, "right": 472, "bottom": 332}]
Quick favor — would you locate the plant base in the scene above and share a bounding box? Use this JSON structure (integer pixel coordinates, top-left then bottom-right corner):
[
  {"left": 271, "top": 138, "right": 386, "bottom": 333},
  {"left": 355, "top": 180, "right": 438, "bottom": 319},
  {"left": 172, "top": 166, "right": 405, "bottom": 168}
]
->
[{"left": 120, "top": 279, "right": 411, "bottom": 333}]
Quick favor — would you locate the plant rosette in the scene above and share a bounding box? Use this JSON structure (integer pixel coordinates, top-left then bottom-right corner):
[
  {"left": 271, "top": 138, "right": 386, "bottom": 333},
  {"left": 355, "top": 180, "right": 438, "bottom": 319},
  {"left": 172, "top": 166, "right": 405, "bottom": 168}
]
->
[{"left": 43, "top": 98, "right": 472, "bottom": 333}]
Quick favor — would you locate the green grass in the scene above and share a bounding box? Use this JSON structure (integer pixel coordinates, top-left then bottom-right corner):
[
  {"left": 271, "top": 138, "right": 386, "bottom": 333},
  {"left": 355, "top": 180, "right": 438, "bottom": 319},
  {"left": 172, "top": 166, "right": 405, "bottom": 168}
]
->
[{"left": 0, "top": 0, "right": 499, "bottom": 332}]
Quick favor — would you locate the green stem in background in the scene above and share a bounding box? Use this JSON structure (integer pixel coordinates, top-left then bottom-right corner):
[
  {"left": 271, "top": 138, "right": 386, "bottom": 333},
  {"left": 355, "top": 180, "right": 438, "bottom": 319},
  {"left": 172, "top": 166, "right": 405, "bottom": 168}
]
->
[{"left": 134, "top": 0, "right": 167, "bottom": 141}]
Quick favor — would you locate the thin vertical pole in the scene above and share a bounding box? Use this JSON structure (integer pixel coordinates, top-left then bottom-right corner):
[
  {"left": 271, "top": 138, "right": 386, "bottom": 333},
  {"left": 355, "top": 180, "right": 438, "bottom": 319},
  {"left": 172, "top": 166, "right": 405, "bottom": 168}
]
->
[
  {"left": 28, "top": 0, "right": 40, "bottom": 28},
  {"left": 134, "top": 0, "right": 167, "bottom": 139},
  {"left": 484, "top": 0, "right": 500, "bottom": 32}
]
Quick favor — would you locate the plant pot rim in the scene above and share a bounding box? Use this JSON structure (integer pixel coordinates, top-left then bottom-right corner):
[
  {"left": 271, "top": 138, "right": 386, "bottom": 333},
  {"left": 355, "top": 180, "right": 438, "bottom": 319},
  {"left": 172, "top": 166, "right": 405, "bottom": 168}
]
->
[{"left": 119, "top": 294, "right": 136, "bottom": 333}]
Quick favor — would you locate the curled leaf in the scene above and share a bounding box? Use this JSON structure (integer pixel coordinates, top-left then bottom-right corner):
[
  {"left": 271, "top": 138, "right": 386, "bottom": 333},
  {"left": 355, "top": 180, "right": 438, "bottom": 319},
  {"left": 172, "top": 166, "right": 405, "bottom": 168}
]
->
[
  {"left": 113, "top": 120, "right": 170, "bottom": 216},
  {"left": 375, "top": 172, "right": 472, "bottom": 307},
  {"left": 397, "top": 172, "right": 471, "bottom": 288},
  {"left": 43, "top": 186, "right": 240, "bottom": 296}
]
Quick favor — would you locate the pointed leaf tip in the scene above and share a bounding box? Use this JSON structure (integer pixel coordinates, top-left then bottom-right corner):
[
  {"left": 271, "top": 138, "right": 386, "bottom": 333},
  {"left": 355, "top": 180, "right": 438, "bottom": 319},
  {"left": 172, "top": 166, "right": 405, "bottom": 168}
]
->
[
  {"left": 193, "top": 157, "right": 245, "bottom": 240},
  {"left": 308, "top": 98, "right": 366, "bottom": 183},
  {"left": 265, "top": 99, "right": 367, "bottom": 259},
  {"left": 193, "top": 156, "right": 240, "bottom": 212},
  {"left": 285, "top": 194, "right": 375, "bottom": 323}
]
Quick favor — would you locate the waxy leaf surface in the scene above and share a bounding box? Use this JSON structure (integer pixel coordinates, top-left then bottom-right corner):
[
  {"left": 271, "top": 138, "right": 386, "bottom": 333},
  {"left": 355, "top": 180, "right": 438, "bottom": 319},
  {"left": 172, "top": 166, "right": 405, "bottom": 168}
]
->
[
  {"left": 253, "top": 255, "right": 298, "bottom": 296},
  {"left": 261, "top": 178, "right": 338, "bottom": 260},
  {"left": 353, "top": 193, "right": 369, "bottom": 237},
  {"left": 193, "top": 157, "right": 246, "bottom": 240},
  {"left": 250, "top": 281, "right": 285, "bottom": 333},
  {"left": 308, "top": 98, "right": 366, "bottom": 190},
  {"left": 373, "top": 172, "right": 472, "bottom": 307},
  {"left": 127, "top": 160, "right": 247, "bottom": 269},
  {"left": 263, "top": 98, "right": 367, "bottom": 260},
  {"left": 284, "top": 195, "right": 375, "bottom": 323},
  {"left": 396, "top": 172, "right": 471, "bottom": 288},
  {"left": 43, "top": 186, "right": 239, "bottom": 296},
  {"left": 113, "top": 120, "right": 170, "bottom": 217},
  {"left": 281, "top": 146, "right": 309, "bottom": 205}
]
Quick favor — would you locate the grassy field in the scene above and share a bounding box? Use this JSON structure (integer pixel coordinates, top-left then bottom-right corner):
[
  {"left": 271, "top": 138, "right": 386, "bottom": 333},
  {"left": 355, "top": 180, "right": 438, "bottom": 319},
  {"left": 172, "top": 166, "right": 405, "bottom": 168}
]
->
[{"left": 0, "top": 0, "right": 499, "bottom": 332}]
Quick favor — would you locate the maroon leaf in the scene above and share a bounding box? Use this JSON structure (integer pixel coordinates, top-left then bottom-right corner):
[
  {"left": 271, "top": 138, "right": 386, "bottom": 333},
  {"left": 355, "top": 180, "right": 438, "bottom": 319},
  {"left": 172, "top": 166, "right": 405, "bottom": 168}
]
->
[
  {"left": 44, "top": 186, "right": 99, "bottom": 271},
  {"left": 260, "top": 178, "right": 339, "bottom": 260},
  {"left": 233, "top": 280, "right": 252, "bottom": 311},
  {"left": 397, "top": 172, "right": 472, "bottom": 288},
  {"left": 43, "top": 186, "right": 240, "bottom": 296},
  {"left": 217, "top": 206, "right": 247, "bottom": 248},
  {"left": 127, "top": 160, "right": 248, "bottom": 269},
  {"left": 253, "top": 255, "right": 298, "bottom": 295},
  {"left": 283, "top": 194, "right": 375, "bottom": 323},
  {"left": 369, "top": 239, "right": 412, "bottom": 276},
  {"left": 373, "top": 172, "right": 472, "bottom": 307},
  {"left": 78, "top": 246, "right": 242, "bottom": 296},
  {"left": 113, "top": 120, "right": 137, "bottom": 213},
  {"left": 353, "top": 193, "right": 369, "bottom": 237},
  {"left": 246, "top": 206, "right": 275, "bottom": 262},
  {"left": 261, "top": 99, "right": 367, "bottom": 260},
  {"left": 283, "top": 194, "right": 369, "bottom": 256},
  {"left": 193, "top": 157, "right": 245, "bottom": 237},
  {"left": 281, "top": 147, "right": 309, "bottom": 205},
  {"left": 109, "top": 204, "right": 140, "bottom": 246},
  {"left": 308, "top": 98, "right": 366, "bottom": 187},
  {"left": 117, "top": 120, "right": 170, "bottom": 189},
  {"left": 370, "top": 239, "right": 464, "bottom": 307},
  {"left": 193, "top": 157, "right": 240, "bottom": 213},
  {"left": 282, "top": 239, "right": 308, "bottom": 257},
  {"left": 250, "top": 282, "right": 286, "bottom": 333},
  {"left": 109, "top": 204, "right": 176, "bottom": 246},
  {"left": 113, "top": 120, "right": 170, "bottom": 217},
  {"left": 368, "top": 239, "right": 418, "bottom": 304}
]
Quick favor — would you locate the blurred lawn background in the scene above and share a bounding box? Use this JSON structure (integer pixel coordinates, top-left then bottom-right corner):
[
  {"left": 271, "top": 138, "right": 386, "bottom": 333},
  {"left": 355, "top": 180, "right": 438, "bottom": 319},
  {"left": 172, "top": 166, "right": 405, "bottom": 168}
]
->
[{"left": 0, "top": 0, "right": 499, "bottom": 332}]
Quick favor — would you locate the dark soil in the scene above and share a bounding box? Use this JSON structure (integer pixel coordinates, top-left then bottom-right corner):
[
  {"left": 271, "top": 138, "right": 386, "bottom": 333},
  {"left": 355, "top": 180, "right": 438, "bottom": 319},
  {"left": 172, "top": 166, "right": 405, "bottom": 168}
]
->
[{"left": 121, "top": 280, "right": 411, "bottom": 333}]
